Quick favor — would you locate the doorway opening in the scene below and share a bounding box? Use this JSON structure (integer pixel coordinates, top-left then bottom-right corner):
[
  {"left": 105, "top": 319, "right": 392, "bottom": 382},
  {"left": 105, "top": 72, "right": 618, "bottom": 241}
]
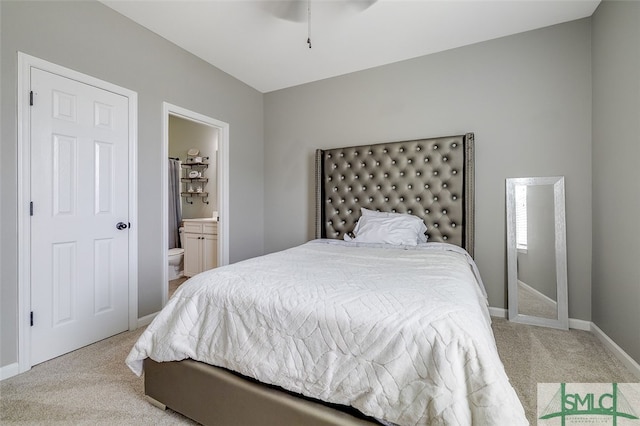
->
[{"left": 162, "top": 103, "right": 229, "bottom": 305}]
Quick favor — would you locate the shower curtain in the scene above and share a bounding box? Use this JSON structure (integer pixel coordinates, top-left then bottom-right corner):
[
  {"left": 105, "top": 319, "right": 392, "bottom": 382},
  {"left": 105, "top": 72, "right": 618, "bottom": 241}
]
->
[{"left": 168, "top": 158, "right": 182, "bottom": 249}]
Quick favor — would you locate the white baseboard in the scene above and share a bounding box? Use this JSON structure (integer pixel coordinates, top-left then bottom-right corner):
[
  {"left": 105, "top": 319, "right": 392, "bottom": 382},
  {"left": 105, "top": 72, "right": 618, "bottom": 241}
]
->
[
  {"left": 137, "top": 312, "right": 158, "bottom": 328},
  {"left": 0, "top": 362, "right": 20, "bottom": 381},
  {"left": 591, "top": 323, "right": 640, "bottom": 380},
  {"left": 489, "top": 306, "right": 508, "bottom": 318},
  {"left": 568, "top": 318, "right": 591, "bottom": 331}
]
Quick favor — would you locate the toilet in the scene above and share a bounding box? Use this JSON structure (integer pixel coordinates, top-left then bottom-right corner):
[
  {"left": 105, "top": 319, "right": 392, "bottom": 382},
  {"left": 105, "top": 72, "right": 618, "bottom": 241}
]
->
[{"left": 168, "top": 227, "right": 185, "bottom": 280}]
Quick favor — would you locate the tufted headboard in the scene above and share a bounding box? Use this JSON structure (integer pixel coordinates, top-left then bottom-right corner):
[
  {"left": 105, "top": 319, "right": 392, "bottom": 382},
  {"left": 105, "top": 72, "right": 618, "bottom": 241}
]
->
[{"left": 315, "top": 133, "right": 475, "bottom": 257}]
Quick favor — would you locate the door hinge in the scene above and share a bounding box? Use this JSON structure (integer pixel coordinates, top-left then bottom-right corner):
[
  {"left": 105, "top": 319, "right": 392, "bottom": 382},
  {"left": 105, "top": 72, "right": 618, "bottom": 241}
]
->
[
  {"left": 30, "top": 311, "right": 34, "bottom": 327},
  {"left": 30, "top": 201, "right": 34, "bottom": 216},
  {"left": 30, "top": 91, "right": 34, "bottom": 106}
]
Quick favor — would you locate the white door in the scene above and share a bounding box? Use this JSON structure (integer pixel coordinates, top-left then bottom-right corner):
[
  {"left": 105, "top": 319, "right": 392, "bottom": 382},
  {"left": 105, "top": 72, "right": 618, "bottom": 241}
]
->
[{"left": 30, "top": 68, "right": 130, "bottom": 365}]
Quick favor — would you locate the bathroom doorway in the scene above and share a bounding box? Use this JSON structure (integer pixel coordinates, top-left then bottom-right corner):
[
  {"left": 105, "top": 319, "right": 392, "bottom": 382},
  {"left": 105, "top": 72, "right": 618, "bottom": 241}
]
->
[{"left": 162, "top": 103, "right": 229, "bottom": 304}]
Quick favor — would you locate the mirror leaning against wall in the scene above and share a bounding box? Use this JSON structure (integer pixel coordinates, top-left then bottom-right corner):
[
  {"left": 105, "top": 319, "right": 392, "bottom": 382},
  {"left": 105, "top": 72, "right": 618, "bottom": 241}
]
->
[{"left": 506, "top": 176, "right": 569, "bottom": 330}]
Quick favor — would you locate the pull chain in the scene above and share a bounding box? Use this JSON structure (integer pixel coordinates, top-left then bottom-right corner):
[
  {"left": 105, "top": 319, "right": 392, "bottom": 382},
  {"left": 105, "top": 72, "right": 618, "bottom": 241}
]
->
[{"left": 307, "top": 0, "right": 312, "bottom": 48}]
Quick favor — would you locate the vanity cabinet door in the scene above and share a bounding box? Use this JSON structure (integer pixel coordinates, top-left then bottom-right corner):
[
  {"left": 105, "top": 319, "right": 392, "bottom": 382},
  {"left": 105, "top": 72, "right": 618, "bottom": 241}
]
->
[
  {"left": 203, "top": 234, "right": 217, "bottom": 271},
  {"left": 183, "top": 232, "right": 202, "bottom": 277}
]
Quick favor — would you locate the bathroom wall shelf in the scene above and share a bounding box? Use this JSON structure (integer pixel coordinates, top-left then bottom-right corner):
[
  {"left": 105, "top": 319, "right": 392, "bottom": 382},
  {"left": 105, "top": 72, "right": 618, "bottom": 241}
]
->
[
  {"left": 181, "top": 178, "right": 209, "bottom": 183},
  {"left": 181, "top": 192, "right": 209, "bottom": 205},
  {"left": 182, "top": 163, "right": 209, "bottom": 168},
  {"left": 181, "top": 156, "right": 210, "bottom": 204},
  {"left": 182, "top": 156, "right": 210, "bottom": 167}
]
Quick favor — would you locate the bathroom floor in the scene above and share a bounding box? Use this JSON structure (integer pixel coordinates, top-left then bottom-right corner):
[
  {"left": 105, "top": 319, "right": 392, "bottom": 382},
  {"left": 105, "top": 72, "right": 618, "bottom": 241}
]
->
[{"left": 169, "top": 276, "right": 188, "bottom": 298}]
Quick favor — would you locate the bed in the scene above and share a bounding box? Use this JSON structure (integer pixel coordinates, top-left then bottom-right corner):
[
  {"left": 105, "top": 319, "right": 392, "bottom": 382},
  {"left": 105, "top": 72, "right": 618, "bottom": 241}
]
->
[{"left": 126, "top": 133, "right": 528, "bottom": 425}]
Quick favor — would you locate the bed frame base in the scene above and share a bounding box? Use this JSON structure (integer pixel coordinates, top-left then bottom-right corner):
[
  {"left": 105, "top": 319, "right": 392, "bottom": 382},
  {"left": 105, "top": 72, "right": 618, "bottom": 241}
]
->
[{"left": 144, "top": 359, "right": 377, "bottom": 426}]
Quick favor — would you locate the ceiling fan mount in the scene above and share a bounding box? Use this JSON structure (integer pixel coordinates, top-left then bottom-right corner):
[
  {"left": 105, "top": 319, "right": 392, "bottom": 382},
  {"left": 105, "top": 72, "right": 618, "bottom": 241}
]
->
[
  {"left": 266, "top": 0, "right": 378, "bottom": 23},
  {"left": 264, "top": 0, "right": 378, "bottom": 49}
]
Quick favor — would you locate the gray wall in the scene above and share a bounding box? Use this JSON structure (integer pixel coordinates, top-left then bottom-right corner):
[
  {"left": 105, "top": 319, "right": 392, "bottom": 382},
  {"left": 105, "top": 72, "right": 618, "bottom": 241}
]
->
[
  {"left": 592, "top": 0, "right": 640, "bottom": 362},
  {"left": 264, "top": 19, "right": 593, "bottom": 320},
  {"left": 1, "top": 1, "right": 264, "bottom": 368}
]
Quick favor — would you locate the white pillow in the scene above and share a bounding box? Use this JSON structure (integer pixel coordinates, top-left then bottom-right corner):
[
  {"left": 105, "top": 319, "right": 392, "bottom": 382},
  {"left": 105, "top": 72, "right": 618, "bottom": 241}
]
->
[
  {"left": 356, "top": 208, "right": 428, "bottom": 242},
  {"left": 350, "top": 208, "right": 428, "bottom": 245}
]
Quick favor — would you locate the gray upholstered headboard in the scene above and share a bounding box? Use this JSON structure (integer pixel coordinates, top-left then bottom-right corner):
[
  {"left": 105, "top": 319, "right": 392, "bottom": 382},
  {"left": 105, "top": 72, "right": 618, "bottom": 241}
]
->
[{"left": 315, "top": 133, "right": 475, "bottom": 257}]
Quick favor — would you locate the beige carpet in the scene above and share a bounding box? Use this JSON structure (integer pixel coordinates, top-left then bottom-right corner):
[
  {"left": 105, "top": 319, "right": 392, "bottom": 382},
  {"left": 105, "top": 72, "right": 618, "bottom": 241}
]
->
[
  {"left": 492, "top": 318, "right": 638, "bottom": 423},
  {"left": 1, "top": 317, "right": 637, "bottom": 425},
  {"left": 0, "top": 327, "right": 196, "bottom": 426}
]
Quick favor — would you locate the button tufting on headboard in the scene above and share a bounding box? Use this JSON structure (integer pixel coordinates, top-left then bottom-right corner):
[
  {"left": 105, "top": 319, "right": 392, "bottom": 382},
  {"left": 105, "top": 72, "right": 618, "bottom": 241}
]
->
[{"left": 315, "top": 133, "right": 475, "bottom": 257}]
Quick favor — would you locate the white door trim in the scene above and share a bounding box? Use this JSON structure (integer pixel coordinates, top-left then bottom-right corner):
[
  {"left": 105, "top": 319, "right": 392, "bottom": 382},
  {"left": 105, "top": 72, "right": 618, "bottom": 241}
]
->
[
  {"left": 161, "top": 102, "right": 229, "bottom": 307},
  {"left": 17, "top": 52, "right": 138, "bottom": 373}
]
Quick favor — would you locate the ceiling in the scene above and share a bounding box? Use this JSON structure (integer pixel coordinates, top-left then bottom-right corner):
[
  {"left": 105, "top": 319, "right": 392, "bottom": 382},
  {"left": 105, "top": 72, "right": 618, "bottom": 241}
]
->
[{"left": 100, "top": 0, "right": 600, "bottom": 93}]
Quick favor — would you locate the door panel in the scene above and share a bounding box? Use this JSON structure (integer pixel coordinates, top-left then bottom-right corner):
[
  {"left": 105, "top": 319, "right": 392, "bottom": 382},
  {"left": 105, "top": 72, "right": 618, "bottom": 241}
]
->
[
  {"left": 95, "top": 141, "right": 115, "bottom": 214},
  {"left": 52, "top": 134, "right": 77, "bottom": 215},
  {"left": 51, "top": 242, "right": 77, "bottom": 326},
  {"left": 94, "top": 238, "right": 115, "bottom": 315},
  {"left": 30, "top": 68, "right": 129, "bottom": 365}
]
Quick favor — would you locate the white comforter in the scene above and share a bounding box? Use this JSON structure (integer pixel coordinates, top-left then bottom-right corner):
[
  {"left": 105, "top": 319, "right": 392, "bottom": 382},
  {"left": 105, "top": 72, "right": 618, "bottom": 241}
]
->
[{"left": 126, "top": 240, "right": 527, "bottom": 425}]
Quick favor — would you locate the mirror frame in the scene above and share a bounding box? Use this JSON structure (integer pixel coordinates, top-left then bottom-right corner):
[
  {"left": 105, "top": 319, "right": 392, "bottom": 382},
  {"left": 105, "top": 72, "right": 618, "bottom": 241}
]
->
[{"left": 506, "top": 176, "right": 568, "bottom": 330}]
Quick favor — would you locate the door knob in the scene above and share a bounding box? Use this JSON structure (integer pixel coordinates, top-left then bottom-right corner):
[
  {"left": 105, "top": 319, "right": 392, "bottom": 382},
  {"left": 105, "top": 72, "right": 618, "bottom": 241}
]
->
[{"left": 116, "top": 222, "right": 128, "bottom": 230}]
